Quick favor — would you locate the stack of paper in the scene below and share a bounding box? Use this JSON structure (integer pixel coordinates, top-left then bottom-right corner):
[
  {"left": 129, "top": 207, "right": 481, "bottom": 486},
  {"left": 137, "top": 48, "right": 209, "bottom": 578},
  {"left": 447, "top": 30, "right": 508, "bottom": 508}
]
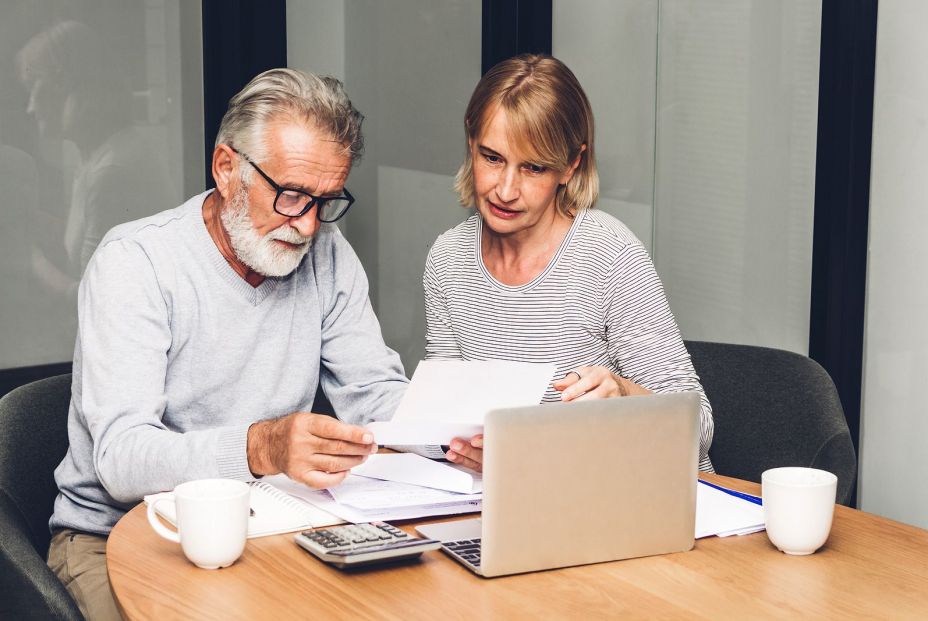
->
[
  {"left": 695, "top": 480, "right": 766, "bottom": 538},
  {"left": 263, "top": 473, "right": 481, "bottom": 524},
  {"left": 257, "top": 360, "right": 554, "bottom": 525},
  {"left": 256, "top": 452, "right": 485, "bottom": 525},
  {"left": 352, "top": 453, "right": 482, "bottom": 494}
]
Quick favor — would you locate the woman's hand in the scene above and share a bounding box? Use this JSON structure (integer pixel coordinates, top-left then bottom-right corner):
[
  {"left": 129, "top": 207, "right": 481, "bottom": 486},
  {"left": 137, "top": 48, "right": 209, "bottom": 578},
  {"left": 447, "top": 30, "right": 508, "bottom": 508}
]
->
[
  {"left": 446, "top": 434, "right": 483, "bottom": 472},
  {"left": 552, "top": 366, "right": 651, "bottom": 401},
  {"left": 446, "top": 368, "right": 650, "bottom": 472}
]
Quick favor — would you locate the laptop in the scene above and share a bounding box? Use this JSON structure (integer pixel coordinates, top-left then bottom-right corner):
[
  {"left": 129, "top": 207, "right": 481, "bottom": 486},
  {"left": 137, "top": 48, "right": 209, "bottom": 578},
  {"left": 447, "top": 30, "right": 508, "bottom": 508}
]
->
[{"left": 416, "top": 392, "right": 700, "bottom": 577}]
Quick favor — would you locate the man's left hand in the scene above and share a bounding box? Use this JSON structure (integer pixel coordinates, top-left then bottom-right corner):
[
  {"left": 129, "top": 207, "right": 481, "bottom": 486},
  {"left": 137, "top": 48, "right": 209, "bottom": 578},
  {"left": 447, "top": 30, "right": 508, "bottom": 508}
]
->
[{"left": 246, "top": 412, "right": 377, "bottom": 488}]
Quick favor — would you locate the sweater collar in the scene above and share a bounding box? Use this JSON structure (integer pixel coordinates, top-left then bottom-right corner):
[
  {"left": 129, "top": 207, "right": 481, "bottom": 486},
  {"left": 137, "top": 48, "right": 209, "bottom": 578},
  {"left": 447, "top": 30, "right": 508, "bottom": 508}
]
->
[{"left": 192, "top": 190, "right": 282, "bottom": 306}]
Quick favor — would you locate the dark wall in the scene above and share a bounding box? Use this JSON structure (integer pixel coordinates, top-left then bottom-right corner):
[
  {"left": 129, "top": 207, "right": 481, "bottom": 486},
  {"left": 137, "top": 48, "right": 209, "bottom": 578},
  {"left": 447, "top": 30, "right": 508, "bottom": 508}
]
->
[{"left": 202, "top": 0, "right": 287, "bottom": 187}]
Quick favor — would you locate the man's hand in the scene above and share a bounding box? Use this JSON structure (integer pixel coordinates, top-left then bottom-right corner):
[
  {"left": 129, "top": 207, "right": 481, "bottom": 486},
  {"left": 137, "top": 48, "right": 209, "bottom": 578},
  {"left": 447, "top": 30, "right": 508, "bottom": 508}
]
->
[
  {"left": 247, "top": 413, "right": 377, "bottom": 489},
  {"left": 446, "top": 434, "right": 483, "bottom": 473},
  {"left": 552, "top": 366, "right": 652, "bottom": 401}
]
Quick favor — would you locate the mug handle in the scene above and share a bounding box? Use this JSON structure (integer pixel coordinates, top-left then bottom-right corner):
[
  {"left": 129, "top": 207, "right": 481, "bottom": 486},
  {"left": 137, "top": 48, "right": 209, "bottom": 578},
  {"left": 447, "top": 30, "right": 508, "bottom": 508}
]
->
[{"left": 147, "top": 496, "right": 181, "bottom": 543}]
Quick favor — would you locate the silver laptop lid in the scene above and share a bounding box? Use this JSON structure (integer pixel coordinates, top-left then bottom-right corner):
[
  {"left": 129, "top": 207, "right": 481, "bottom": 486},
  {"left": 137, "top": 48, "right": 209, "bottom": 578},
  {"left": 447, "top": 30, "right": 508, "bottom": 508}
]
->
[{"left": 479, "top": 392, "right": 700, "bottom": 577}]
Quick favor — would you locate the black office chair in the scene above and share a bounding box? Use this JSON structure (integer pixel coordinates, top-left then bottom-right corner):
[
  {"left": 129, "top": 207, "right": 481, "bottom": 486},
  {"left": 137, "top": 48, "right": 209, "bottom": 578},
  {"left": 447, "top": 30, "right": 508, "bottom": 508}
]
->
[
  {"left": 0, "top": 374, "right": 84, "bottom": 620},
  {"left": 685, "top": 341, "right": 857, "bottom": 506}
]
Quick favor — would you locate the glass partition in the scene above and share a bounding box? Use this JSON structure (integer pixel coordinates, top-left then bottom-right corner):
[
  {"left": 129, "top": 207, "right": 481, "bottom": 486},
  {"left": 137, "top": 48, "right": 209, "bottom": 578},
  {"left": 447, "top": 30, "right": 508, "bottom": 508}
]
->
[
  {"left": 654, "top": 1, "right": 822, "bottom": 353},
  {"left": 555, "top": 1, "right": 821, "bottom": 354},
  {"left": 289, "top": 0, "right": 482, "bottom": 372},
  {"left": 554, "top": 0, "right": 659, "bottom": 250},
  {"left": 0, "top": 0, "right": 203, "bottom": 369}
]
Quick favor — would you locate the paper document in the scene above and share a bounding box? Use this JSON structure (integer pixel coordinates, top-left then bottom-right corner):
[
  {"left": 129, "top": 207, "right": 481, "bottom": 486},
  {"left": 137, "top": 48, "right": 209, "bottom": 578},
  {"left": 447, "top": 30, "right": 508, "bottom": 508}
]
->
[
  {"left": 366, "top": 422, "right": 483, "bottom": 446},
  {"left": 695, "top": 481, "right": 766, "bottom": 538},
  {"left": 385, "top": 444, "right": 449, "bottom": 460},
  {"left": 328, "top": 474, "right": 481, "bottom": 510},
  {"left": 367, "top": 360, "right": 556, "bottom": 445},
  {"left": 352, "top": 453, "right": 482, "bottom": 494},
  {"left": 263, "top": 474, "right": 482, "bottom": 524}
]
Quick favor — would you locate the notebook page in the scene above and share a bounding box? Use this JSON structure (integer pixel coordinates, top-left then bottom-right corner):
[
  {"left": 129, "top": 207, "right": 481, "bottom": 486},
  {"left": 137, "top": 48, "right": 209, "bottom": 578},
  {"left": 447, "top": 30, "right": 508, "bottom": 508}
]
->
[
  {"left": 695, "top": 482, "right": 765, "bottom": 538},
  {"left": 249, "top": 480, "right": 344, "bottom": 535},
  {"left": 143, "top": 480, "right": 344, "bottom": 539}
]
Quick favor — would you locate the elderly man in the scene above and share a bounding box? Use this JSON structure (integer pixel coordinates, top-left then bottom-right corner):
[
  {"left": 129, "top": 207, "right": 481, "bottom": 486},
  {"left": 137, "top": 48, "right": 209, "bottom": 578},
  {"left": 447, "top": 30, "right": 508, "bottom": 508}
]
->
[{"left": 46, "top": 69, "right": 408, "bottom": 620}]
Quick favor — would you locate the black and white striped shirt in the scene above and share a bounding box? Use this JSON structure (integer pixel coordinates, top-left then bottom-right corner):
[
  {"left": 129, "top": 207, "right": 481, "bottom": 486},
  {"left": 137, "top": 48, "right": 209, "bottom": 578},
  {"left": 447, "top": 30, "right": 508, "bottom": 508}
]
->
[{"left": 423, "top": 209, "right": 714, "bottom": 471}]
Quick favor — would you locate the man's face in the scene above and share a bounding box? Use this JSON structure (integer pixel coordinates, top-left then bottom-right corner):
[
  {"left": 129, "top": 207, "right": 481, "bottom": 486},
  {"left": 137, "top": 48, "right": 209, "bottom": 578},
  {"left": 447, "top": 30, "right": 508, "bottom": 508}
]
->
[
  {"left": 23, "top": 74, "right": 68, "bottom": 139},
  {"left": 222, "top": 122, "right": 352, "bottom": 277}
]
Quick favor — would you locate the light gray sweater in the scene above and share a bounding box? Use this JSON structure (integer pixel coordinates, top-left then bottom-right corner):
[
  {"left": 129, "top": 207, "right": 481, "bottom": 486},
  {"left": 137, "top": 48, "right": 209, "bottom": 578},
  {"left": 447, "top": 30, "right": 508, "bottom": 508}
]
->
[{"left": 50, "top": 191, "right": 408, "bottom": 535}]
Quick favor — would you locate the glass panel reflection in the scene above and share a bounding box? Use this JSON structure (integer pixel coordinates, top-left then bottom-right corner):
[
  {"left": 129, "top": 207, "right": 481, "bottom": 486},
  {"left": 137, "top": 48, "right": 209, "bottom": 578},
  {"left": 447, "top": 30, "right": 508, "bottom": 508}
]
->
[{"left": 0, "top": 1, "right": 201, "bottom": 368}]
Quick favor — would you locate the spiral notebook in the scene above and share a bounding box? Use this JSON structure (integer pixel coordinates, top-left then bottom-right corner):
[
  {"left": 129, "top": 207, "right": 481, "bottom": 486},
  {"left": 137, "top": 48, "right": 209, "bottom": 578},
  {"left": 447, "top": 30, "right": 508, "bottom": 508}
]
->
[{"left": 144, "top": 480, "right": 345, "bottom": 538}]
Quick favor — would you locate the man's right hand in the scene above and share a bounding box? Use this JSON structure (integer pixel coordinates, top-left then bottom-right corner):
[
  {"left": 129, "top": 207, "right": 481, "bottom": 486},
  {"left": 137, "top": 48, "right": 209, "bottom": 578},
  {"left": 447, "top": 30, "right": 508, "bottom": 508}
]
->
[{"left": 246, "top": 413, "right": 377, "bottom": 489}]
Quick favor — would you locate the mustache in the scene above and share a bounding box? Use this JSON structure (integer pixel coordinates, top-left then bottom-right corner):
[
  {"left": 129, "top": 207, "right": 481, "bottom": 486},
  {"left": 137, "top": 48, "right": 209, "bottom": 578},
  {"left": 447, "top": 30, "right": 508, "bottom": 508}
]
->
[{"left": 266, "top": 222, "right": 312, "bottom": 245}]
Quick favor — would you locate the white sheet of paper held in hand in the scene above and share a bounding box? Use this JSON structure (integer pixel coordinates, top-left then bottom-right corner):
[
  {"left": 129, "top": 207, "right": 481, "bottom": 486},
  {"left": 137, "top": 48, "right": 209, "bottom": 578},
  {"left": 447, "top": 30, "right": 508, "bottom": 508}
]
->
[
  {"left": 366, "top": 359, "right": 556, "bottom": 446},
  {"left": 352, "top": 453, "right": 483, "bottom": 494}
]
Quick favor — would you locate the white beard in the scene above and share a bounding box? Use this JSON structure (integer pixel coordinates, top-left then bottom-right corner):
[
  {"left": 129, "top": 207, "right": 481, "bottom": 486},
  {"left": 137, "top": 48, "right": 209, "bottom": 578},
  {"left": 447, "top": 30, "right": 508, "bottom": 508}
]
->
[{"left": 220, "top": 187, "right": 312, "bottom": 278}]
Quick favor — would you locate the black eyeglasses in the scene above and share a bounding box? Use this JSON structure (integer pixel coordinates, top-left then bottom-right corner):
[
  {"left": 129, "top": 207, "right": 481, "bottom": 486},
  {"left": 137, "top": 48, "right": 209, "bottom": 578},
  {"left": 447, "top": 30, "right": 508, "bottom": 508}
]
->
[{"left": 231, "top": 148, "right": 354, "bottom": 222}]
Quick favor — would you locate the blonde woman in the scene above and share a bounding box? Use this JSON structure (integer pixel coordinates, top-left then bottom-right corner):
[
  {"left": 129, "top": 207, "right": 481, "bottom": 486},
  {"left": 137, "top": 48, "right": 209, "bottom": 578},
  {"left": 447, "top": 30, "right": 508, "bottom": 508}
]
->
[{"left": 424, "top": 54, "right": 714, "bottom": 472}]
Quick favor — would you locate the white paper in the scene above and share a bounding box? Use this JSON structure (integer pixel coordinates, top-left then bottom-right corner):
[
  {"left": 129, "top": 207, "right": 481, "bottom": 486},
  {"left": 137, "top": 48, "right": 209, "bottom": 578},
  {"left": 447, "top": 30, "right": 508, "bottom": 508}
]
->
[
  {"left": 695, "top": 482, "right": 765, "bottom": 539},
  {"left": 328, "top": 475, "right": 481, "bottom": 510},
  {"left": 395, "top": 360, "right": 556, "bottom": 423},
  {"left": 352, "top": 453, "right": 482, "bottom": 494},
  {"left": 367, "top": 422, "right": 483, "bottom": 446},
  {"left": 263, "top": 473, "right": 481, "bottom": 524},
  {"left": 323, "top": 496, "right": 482, "bottom": 524},
  {"left": 384, "top": 444, "right": 448, "bottom": 459},
  {"left": 367, "top": 359, "right": 555, "bottom": 444}
]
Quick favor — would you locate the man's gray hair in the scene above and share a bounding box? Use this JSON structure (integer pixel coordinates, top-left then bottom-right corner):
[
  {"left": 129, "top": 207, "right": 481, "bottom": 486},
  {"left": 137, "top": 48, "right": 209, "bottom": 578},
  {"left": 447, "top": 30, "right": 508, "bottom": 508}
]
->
[{"left": 215, "top": 68, "right": 363, "bottom": 178}]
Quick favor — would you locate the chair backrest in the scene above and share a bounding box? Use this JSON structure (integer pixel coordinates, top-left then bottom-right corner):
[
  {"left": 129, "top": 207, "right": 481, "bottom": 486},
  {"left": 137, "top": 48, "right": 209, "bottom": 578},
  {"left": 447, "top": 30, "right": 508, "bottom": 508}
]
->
[
  {"left": 0, "top": 374, "right": 84, "bottom": 620},
  {"left": 685, "top": 341, "right": 857, "bottom": 506}
]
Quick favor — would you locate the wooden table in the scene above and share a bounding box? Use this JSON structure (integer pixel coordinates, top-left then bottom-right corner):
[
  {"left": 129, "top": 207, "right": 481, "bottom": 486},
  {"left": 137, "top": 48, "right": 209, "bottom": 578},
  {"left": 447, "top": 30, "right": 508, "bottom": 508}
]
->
[{"left": 107, "top": 474, "right": 928, "bottom": 620}]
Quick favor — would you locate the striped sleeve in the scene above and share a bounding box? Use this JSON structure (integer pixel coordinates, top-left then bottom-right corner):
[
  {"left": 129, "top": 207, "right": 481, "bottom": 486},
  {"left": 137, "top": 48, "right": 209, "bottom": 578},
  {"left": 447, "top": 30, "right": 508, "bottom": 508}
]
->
[
  {"left": 423, "top": 241, "right": 462, "bottom": 360},
  {"left": 603, "top": 243, "right": 715, "bottom": 471}
]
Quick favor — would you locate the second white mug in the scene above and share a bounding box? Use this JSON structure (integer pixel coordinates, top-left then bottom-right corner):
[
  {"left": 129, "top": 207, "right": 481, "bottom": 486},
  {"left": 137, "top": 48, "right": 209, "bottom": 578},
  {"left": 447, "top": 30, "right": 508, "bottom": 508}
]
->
[
  {"left": 147, "top": 478, "right": 250, "bottom": 569},
  {"left": 762, "top": 467, "right": 837, "bottom": 556}
]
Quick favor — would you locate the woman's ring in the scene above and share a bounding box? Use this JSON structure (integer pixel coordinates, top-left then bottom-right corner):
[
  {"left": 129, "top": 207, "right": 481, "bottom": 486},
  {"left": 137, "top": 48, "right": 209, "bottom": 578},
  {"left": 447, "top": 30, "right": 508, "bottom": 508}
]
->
[{"left": 566, "top": 370, "right": 582, "bottom": 381}]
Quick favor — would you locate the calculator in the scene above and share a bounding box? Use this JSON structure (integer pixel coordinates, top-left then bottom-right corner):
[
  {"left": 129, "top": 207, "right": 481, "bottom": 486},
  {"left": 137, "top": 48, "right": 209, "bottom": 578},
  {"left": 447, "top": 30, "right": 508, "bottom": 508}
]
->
[{"left": 294, "top": 522, "right": 442, "bottom": 568}]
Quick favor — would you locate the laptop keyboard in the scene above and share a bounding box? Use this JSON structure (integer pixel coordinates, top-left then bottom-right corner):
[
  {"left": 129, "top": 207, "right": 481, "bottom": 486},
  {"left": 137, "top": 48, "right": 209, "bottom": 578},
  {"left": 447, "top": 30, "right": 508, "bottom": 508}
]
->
[{"left": 444, "top": 538, "right": 482, "bottom": 568}]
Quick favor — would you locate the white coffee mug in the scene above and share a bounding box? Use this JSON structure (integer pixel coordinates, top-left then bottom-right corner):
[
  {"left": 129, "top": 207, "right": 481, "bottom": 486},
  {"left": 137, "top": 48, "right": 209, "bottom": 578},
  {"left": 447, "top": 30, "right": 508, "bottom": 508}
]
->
[
  {"left": 147, "top": 478, "right": 250, "bottom": 569},
  {"left": 762, "top": 467, "right": 837, "bottom": 555}
]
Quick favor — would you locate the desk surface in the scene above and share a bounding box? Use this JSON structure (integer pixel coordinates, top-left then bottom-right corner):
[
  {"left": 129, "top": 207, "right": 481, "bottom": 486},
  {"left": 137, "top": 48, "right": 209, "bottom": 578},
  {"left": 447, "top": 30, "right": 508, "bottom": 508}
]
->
[{"left": 107, "top": 474, "right": 928, "bottom": 620}]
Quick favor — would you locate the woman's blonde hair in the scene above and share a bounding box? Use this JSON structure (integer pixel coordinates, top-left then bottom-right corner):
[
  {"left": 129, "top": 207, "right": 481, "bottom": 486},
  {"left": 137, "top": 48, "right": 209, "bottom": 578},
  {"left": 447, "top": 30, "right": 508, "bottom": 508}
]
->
[{"left": 454, "top": 54, "right": 598, "bottom": 216}]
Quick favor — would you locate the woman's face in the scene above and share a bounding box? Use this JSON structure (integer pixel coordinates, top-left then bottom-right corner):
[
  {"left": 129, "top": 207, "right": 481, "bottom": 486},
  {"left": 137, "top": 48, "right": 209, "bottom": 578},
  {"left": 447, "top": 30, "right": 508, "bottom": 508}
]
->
[{"left": 471, "top": 107, "right": 577, "bottom": 237}]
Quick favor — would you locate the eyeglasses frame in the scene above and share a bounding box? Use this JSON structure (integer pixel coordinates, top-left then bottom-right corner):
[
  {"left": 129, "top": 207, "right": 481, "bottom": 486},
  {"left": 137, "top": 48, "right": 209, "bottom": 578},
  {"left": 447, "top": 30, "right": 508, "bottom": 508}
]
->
[{"left": 229, "top": 147, "right": 355, "bottom": 222}]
